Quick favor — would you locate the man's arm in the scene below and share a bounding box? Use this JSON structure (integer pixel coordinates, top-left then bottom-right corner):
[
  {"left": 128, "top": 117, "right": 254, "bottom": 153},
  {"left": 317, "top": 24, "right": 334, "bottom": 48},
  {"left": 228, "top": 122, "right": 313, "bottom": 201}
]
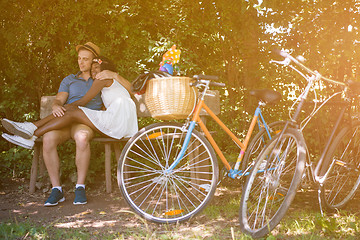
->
[
  {"left": 52, "top": 92, "right": 69, "bottom": 117},
  {"left": 95, "top": 70, "right": 133, "bottom": 94}
]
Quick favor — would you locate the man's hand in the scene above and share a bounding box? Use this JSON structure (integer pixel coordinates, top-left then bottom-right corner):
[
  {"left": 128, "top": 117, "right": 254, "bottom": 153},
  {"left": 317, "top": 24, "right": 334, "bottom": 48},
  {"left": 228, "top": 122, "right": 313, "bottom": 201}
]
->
[
  {"left": 95, "top": 70, "right": 116, "bottom": 80},
  {"left": 52, "top": 104, "right": 66, "bottom": 117},
  {"left": 52, "top": 92, "right": 69, "bottom": 117}
]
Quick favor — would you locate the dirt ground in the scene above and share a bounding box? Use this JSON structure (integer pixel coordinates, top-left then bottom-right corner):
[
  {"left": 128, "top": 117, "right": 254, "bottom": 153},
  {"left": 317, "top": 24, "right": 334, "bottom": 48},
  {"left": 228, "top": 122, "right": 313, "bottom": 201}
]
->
[
  {"left": 1, "top": 177, "right": 360, "bottom": 239},
  {"left": 0, "top": 178, "right": 152, "bottom": 234}
]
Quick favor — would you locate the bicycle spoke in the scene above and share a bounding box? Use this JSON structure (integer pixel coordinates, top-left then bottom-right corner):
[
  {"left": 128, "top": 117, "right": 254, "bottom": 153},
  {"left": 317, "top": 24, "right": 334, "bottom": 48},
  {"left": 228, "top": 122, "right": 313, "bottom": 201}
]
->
[
  {"left": 118, "top": 123, "right": 218, "bottom": 223},
  {"left": 240, "top": 128, "right": 306, "bottom": 238},
  {"left": 321, "top": 124, "right": 360, "bottom": 210}
]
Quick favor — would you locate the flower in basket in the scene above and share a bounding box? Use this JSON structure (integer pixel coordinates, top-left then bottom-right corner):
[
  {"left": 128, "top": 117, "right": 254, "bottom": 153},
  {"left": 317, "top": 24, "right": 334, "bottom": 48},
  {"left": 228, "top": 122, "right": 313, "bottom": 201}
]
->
[{"left": 159, "top": 45, "right": 181, "bottom": 75}]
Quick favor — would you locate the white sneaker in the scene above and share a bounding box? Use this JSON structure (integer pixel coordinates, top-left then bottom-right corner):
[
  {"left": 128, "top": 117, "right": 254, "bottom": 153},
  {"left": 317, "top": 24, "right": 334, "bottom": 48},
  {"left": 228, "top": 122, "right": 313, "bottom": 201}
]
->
[
  {"left": 1, "top": 118, "right": 37, "bottom": 139},
  {"left": 2, "top": 133, "right": 36, "bottom": 149}
]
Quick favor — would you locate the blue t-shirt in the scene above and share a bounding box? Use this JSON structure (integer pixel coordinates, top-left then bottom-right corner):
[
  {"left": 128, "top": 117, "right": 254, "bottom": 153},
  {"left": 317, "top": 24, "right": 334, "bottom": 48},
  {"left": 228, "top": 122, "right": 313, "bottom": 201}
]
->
[{"left": 58, "top": 72, "right": 102, "bottom": 110}]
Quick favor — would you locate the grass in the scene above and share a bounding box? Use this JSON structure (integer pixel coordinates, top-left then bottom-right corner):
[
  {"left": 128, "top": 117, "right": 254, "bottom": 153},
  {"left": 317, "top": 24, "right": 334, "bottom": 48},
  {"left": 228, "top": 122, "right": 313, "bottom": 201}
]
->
[
  {"left": 265, "top": 210, "right": 360, "bottom": 239},
  {"left": 2, "top": 206, "right": 360, "bottom": 239},
  {"left": 1, "top": 182, "right": 359, "bottom": 239},
  {"left": 203, "top": 195, "right": 241, "bottom": 220}
]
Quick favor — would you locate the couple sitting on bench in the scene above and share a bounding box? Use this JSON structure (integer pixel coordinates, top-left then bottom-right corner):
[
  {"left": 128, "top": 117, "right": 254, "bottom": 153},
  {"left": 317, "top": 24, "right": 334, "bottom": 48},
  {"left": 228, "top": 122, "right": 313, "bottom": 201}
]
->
[{"left": 2, "top": 42, "right": 138, "bottom": 206}]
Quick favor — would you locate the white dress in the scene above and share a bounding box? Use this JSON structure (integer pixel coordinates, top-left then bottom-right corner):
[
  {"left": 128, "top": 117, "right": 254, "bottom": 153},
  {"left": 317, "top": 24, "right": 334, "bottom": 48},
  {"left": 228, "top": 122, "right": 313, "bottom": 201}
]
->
[{"left": 79, "top": 80, "right": 138, "bottom": 139}]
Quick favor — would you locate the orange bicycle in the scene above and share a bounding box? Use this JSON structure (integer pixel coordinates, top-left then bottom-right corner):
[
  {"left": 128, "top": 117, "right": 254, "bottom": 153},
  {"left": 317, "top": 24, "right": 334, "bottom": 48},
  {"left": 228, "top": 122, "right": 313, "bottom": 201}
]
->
[{"left": 117, "top": 75, "right": 283, "bottom": 223}]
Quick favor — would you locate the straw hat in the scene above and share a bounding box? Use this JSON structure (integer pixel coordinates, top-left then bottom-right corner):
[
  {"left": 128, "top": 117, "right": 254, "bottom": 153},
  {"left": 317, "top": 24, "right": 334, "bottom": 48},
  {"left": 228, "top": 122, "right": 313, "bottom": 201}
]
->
[{"left": 76, "top": 42, "right": 100, "bottom": 57}]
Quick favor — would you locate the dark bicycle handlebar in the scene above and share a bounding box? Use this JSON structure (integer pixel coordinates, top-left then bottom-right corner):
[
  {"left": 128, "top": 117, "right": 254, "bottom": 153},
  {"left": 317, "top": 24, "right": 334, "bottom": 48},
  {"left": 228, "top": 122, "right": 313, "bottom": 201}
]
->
[
  {"left": 210, "top": 81, "right": 226, "bottom": 87},
  {"left": 193, "top": 74, "right": 219, "bottom": 81},
  {"left": 274, "top": 50, "right": 346, "bottom": 86}
]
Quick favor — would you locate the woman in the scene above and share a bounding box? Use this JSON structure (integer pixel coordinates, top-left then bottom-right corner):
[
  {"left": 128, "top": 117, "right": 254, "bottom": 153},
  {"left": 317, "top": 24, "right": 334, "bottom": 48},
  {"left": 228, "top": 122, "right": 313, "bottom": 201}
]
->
[{"left": 2, "top": 56, "right": 138, "bottom": 149}]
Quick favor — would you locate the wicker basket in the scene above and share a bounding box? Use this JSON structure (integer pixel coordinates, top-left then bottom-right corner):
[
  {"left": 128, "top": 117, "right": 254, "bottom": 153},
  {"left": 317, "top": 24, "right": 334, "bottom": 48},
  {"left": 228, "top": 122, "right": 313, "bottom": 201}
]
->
[{"left": 145, "top": 77, "right": 198, "bottom": 120}]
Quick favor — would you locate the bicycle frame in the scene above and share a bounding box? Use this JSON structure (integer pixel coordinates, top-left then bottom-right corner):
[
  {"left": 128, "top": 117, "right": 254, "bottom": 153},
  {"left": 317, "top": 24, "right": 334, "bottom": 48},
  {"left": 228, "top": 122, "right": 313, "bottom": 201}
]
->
[
  {"left": 271, "top": 51, "right": 355, "bottom": 184},
  {"left": 166, "top": 83, "right": 272, "bottom": 179},
  {"left": 276, "top": 95, "right": 351, "bottom": 183},
  {"left": 313, "top": 104, "right": 349, "bottom": 181}
]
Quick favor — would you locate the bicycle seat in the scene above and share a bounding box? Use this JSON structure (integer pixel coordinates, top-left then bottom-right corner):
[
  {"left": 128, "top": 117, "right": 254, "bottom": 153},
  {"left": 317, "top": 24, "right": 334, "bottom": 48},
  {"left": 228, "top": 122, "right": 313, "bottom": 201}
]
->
[{"left": 249, "top": 89, "right": 282, "bottom": 105}]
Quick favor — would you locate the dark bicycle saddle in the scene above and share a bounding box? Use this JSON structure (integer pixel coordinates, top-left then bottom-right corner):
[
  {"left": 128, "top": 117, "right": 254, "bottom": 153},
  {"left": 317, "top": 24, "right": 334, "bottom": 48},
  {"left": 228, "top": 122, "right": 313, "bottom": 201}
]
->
[
  {"left": 131, "top": 70, "right": 172, "bottom": 94},
  {"left": 249, "top": 89, "right": 282, "bottom": 105}
]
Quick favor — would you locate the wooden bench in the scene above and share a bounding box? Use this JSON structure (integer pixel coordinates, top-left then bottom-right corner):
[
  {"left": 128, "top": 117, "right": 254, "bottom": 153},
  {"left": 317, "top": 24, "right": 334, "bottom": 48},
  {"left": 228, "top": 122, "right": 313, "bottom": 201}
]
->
[{"left": 30, "top": 91, "right": 220, "bottom": 193}]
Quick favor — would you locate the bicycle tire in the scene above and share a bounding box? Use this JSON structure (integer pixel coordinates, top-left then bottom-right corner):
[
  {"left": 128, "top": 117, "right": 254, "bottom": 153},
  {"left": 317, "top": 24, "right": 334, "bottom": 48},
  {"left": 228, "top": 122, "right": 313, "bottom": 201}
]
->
[
  {"left": 241, "top": 121, "right": 286, "bottom": 176},
  {"left": 319, "top": 122, "right": 360, "bottom": 210},
  {"left": 117, "top": 122, "right": 219, "bottom": 223},
  {"left": 239, "top": 127, "right": 306, "bottom": 238}
]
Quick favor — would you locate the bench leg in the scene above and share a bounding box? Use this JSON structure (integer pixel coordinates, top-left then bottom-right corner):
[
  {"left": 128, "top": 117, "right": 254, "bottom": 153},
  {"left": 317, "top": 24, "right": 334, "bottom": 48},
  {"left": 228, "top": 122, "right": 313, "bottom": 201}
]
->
[
  {"left": 113, "top": 143, "right": 121, "bottom": 163},
  {"left": 113, "top": 143, "right": 122, "bottom": 189},
  {"left": 39, "top": 149, "right": 45, "bottom": 176},
  {"left": 30, "top": 143, "right": 40, "bottom": 193},
  {"left": 105, "top": 143, "right": 112, "bottom": 193}
]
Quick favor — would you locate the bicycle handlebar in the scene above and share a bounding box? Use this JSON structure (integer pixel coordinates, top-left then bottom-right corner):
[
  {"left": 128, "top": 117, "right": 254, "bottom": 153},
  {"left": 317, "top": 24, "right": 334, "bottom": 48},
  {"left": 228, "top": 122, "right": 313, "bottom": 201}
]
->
[
  {"left": 210, "top": 81, "right": 226, "bottom": 87},
  {"left": 192, "top": 75, "right": 226, "bottom": 87},
  {"left": 193, "top": 74, "right": 219, "bottom": 81},
  {"left": 273, "top": 50, "right": 346, "bottom": 86}
]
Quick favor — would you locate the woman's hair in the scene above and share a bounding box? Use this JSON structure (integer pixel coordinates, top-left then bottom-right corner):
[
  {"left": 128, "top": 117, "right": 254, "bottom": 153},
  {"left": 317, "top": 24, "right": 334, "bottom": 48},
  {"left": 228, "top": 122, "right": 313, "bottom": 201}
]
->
[{"left": 92, "top": 56, "right": 117, "bottom": 72}]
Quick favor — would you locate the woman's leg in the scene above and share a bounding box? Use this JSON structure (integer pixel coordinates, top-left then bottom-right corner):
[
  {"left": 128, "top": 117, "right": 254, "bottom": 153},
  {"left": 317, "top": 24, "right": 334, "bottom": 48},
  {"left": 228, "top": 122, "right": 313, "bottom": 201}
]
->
[
  {"left": 33, "top": 114, "right": 56, "bottom": 128},
  {"left": 34, "top": 108, "right": 97, "bottom": 137},
  {"left": 0, "top": 115, "right": 55, "bottom": 139}
]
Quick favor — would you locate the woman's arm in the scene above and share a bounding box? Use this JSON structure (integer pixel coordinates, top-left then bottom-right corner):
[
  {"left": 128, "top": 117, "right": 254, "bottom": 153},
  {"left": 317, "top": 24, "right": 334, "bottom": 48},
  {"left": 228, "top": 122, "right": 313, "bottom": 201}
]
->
[
  {"left": 69, "top": 79, "right": 111, "bottom": 107},
  {"left": 95, "top": 70, "right": 133, "bottom": 94}
]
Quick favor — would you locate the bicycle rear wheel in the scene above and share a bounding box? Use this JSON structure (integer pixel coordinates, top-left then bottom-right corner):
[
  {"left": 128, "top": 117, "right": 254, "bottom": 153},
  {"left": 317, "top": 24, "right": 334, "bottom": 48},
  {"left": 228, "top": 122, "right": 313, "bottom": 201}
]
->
[
  {"left": 117, "top": 122, "right": 219, "bottom": 223},
  {"left": 239, "top": 127, "right": 306, "bottom": 238},
  {"left": 241, "top": 121, "right": 286, "bottom": 175},
  {"left": 219, "top": 121, "right": 285, "bottom": 186},
  {"left": 319, "top": 122, "right": 360, "bottom": 210}
]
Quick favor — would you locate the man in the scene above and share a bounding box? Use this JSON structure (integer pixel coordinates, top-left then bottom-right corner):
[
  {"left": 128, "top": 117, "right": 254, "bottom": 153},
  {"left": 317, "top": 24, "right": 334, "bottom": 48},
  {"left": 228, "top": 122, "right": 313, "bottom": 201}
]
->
[
  {"left": 38, "top": 42, "right": 101, "bottom": 206},
  {"left": 4, "top": 42, "right": 104, "bottom": 206}
]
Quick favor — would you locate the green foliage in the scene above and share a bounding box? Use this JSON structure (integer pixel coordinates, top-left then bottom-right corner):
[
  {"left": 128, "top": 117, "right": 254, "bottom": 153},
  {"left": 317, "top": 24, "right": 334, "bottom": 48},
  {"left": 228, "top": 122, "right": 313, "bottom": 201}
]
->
[
  {"left": 1, "top": 0, "right": 360, "bottom": 180},
  {"left": 0, "top": 147, "right": 33, "bottom": 178}
]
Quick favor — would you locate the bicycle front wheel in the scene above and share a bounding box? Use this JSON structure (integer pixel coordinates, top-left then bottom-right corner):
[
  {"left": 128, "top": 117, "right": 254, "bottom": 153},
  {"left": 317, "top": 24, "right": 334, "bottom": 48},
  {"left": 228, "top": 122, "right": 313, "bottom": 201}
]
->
[
  {"left": 239, "top": 127, "right": 306, "bottom": 238},
  {"left": 117, "top": 122, "right": 219, "bottom": 223},
  {"left": 319, "top": 122, "right": 360, "bottom": 210}
]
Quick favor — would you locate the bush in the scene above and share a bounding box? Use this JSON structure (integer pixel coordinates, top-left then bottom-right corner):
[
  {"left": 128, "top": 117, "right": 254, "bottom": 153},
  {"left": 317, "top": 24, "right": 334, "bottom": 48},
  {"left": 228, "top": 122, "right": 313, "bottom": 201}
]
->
[{"left": 0, "top": 146, "right": 33, "bottom": 179}]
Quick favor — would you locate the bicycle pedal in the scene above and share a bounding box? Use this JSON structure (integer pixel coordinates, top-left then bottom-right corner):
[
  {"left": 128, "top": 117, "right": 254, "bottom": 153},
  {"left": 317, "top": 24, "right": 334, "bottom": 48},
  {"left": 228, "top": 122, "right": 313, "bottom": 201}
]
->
[
  {"left": 152, "top": 176, "right": 166, "bottom": 184},
  {"left": 300, "top": 182, "right": 312, "bottom": 189},
  {"left": 268, "top": 192, "right": 285, "bottom": 200},
  {"left": 335, "top": 160, "right": 345, "bottom": 166}
]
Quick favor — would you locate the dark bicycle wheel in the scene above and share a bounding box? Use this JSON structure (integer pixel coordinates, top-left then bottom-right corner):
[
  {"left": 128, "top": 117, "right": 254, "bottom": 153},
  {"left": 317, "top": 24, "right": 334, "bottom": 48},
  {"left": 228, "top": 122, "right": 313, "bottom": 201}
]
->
[
  {"left": 117, "top": 122, "right": 219, "bottom": 223},
  {"left": 319, "top": 122, "right": 360, "bottom": 210},
  {"left": 239, "top": 127, "right": 307, "bottom": 238}
]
